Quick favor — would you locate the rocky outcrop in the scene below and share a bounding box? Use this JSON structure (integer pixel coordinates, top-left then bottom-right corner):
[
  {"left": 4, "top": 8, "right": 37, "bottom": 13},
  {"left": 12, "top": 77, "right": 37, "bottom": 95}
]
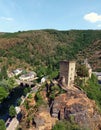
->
[
  {"left": 34, "top": 106, "right": 57, "bottom": 130},
  {"left": 19, "top": 83, "right": 101, "bottom": 130},
  {"left": 51, "top": 86, "right": 101, "bottom": 130}
]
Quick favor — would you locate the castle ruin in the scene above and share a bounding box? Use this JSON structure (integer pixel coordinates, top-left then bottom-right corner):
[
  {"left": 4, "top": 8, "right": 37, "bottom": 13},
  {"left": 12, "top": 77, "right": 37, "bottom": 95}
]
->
[{"left": 60, "top": 60, "right": 76, "bottom": 88}]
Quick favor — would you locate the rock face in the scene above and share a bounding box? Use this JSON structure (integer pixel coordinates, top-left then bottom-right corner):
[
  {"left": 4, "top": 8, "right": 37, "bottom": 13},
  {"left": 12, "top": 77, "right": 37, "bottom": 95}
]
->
[
  {"left": 34, "top": 106, "right": 57, "bottom": 130},
  {"left": 51, "top": 86, "right": 101, "bottom": 130}
]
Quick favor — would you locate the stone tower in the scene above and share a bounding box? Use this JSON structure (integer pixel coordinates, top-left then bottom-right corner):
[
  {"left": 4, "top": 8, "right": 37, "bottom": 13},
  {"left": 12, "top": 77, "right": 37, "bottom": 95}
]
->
[
  {"left": 60, "top": 60, "right": 76, "bottom": 87},
  {"left": 84, "top": 59, "right": 92, "bottom": 78}
]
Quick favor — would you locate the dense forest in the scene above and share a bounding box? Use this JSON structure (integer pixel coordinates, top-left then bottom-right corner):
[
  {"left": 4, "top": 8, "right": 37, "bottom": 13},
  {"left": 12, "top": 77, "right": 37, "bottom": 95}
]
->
[{"left": 0, "top": 29, "right": 101, "bottom": 73}]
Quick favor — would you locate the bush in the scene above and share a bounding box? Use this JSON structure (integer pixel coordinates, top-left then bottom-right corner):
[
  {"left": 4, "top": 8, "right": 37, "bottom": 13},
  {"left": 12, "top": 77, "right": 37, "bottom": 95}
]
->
[
  {"left": 49, "top": 92, "right": 55, "bottom": 100},
  {"left": 34, "top": 91, "right": 44, "bottom": 106},
  {"left": 17, "top": 98, "right": 22, "bottom": 106},
  {"left": 27, "top": 94, "right": 32, "bottom": 99},
  {"left": 9, "top": 105, "right": 16, "bottom": 117},
  {"left": 24, "top": 100, "right": 30, "bottom": 110},
  {"left": 77, "top": 65, "right": 89, "bottom": 77},
  {"left": 79, "top": 74, "right": 101, "bottom": 107},
  {"left": 0, "top": 87, "right": 8, "bottom": 103},
  {"left": 23, "top": 87, "right": 31, "bottom": 96},
  {"left": 49, "top": 85, "right": 65, "bottom": 100},
  {"left": 0, "top": 119, "right": 6, "bottom": 130},
  {"left": 52, "top": 120, "right": 84, "bottom": 130}
]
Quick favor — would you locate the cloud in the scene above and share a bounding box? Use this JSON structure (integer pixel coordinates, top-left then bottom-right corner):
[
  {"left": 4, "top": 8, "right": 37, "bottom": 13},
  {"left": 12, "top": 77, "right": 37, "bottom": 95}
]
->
[
  {"left": 0, "top": 17, "right": 14, "bottom": 21},
  {"left": 84, "top": 12, "right": 101, "bottom": 23},
  {"left": 97, "top": 24, "right": 101, "bottom": 27}
]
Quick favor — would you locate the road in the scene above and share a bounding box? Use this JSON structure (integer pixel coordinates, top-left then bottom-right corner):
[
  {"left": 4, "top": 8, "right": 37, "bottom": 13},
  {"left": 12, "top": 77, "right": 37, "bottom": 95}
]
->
[{"left": 6, "top": 117, "right": 19, "bottom": 130}]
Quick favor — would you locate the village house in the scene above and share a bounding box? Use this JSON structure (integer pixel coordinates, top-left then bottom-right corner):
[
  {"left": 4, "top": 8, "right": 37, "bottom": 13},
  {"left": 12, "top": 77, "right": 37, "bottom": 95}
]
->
[
  {"left": 19, "top": 71, "right": 37, "bottom": 81},
  {"left": 7, "top": 71, "right": 14, "bottom": 78},
  {"left": 41, "top": 76, "right": 48, "bottom": 84},
  {"left": 7, "top": 68, "right": 23, "bottom": 78},
  {"left": 13, "top": 68, "right": 23, "bottom": 76}
]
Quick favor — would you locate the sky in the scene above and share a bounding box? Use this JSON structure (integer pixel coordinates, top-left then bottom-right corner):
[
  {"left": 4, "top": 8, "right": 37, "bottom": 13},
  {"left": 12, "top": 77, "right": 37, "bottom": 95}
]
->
[{"left": 0, "top": 0, "right": 101, "bottom": 32}]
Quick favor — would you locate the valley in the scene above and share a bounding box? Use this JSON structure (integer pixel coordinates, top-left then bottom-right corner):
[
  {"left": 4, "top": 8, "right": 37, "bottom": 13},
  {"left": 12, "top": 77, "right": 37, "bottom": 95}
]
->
[{"left": 0, "top": 29, "right": 101, "bottom": 130}]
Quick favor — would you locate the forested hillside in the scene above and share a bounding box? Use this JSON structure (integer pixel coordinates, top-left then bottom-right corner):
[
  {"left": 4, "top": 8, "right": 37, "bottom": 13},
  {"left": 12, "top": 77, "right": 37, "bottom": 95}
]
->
[{"left": 0, "top": 29, "right": 101, "bottom": 72}]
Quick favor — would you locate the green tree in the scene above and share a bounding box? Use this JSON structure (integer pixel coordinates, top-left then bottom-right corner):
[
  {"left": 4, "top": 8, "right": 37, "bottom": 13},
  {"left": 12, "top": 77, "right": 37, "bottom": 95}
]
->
[
  {"left": 0, "top": 87, "right": 8, "bottom": 103},
  {"left": 7, "top": 77, "right": 17, "bottom": 91},
  {"left": 52, "top": 120, "right": 81, "bottom": 130},
  {"left": 9, "top": 105, "right": 16, "bottom": 118},
  {"left": 79, "top": 74, "right": 101, "bottom": 107},
  {"left": 77, "top": 65, "right": 89, "bottom": 77},
  {"left": 35, "top": 91, "right": 44, "bottom": 106},
  {"left": 17, "top": 98, "right": 22, "bottom": 106},
  {"left": 0, "top": 119, "right": 6, "bottom": 130},
  {"left": 23, "top": 87, "right": 31, "bottom": 96},
  {"left": 24, "top": 100, "right": 30, "bottom": 110},
  {"left": 36, "top": 66, "right": 47, "bottom": 78},
  {"left": 0, "top": 65, "right": 8, "bottom": 80}
]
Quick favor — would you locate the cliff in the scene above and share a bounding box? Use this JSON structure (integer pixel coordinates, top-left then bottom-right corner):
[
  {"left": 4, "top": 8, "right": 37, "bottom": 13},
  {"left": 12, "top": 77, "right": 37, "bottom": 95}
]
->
[
  {"left": 51, "top": 86, "right": 101, "bottom": 130},
  {"left": 19, "top": 82, "right": 101, "bottom": 130}
]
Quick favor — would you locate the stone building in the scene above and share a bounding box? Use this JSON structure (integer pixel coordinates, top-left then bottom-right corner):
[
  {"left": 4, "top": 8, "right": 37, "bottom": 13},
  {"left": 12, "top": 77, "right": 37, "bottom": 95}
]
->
[
  {"left": 84, "top": 59, "right": 92, "bottom": 78},
  {"left": 60, "top": 60, "right": 76, "bottom": 88}
]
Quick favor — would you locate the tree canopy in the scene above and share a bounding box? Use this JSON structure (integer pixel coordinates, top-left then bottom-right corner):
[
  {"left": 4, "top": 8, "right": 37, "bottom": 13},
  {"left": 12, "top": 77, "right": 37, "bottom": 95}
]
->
[
  {"left": 0, "top": 119, "right": 6, "bottom": 130},
  {"left": 77, "top": 65, "right": 89, "bottom": 77},
  {"left": 9, "top": 105, "right": 16, "bottom": 117},
  {"left": 0, "top": 87, "right": 8, "bottom": 103}
]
